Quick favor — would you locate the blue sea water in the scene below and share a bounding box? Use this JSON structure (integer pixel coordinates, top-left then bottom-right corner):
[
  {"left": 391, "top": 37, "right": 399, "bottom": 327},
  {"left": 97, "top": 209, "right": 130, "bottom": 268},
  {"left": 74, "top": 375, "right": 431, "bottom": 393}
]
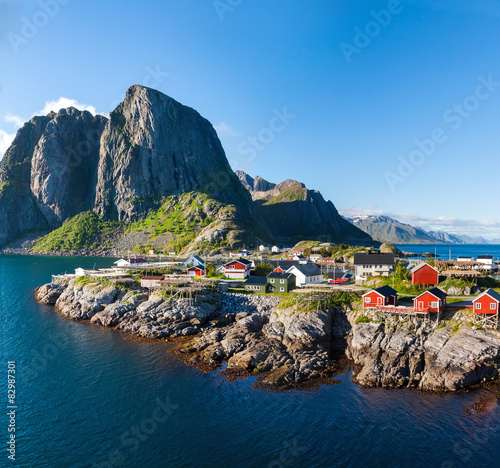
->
[
  {"left": 395, "top": 244, "right": 500, "bottom": 261},
  {"left": 1, "top": 255, "right": 500, "bottom": 468}
]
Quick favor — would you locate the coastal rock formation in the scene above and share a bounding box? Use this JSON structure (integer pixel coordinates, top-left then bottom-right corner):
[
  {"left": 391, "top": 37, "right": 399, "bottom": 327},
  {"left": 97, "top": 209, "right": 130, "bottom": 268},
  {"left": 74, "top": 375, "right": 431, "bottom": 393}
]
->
[
  {"left": 190, "top": 296, "right": 335, "bottom": 384},
  {"left": 346, "top": 315, "right": 500, "bottom": 391},
  {"left": 236, "top": 171, "right": 373, "bottom": 245},
  {"left": 41, "top": 280, "right": 341, "bottom": 386},
  {"left": 36, "top": 280, "right": 500, "bottom": 391},
  {"left": 34, "top": 282, "right": 67, "bottom": 305}
]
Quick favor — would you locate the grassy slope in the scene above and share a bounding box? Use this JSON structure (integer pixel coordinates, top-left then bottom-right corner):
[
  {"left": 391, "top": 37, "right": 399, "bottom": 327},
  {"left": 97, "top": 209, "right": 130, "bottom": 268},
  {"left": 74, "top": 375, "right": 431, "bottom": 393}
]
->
[
  {"left": 32, "top": 212, "right": 124, "bottom": 252},
  {"left": 31, "top": 191, "right": 260, "bottom": 254}
]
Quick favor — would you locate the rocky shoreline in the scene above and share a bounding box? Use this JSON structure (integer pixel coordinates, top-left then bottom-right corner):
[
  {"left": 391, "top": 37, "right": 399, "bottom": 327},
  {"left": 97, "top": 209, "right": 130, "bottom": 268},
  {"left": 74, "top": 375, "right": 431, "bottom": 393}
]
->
[{"left": 35, "top": 280, "right": 500, "bottom": 392}]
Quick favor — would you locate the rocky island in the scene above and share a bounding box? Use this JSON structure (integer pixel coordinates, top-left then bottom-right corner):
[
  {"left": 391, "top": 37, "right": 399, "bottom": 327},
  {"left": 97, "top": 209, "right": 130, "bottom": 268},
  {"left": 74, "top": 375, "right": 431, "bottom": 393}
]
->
[{"left": 35, "top": 280, "right": 500, "bottom": 392}]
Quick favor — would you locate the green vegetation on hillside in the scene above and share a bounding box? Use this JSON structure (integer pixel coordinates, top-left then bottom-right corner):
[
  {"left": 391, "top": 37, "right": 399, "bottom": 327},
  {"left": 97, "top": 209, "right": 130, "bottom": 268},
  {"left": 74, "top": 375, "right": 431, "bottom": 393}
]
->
[
  {"left": 264, "top": 186, "right": 306, "bottom": 205},
  {"left": 125, "top": 192, "right": 220, "bottom": 253},
  {"left": 32, "top": 212, "right": 124, "bottom": 252}
]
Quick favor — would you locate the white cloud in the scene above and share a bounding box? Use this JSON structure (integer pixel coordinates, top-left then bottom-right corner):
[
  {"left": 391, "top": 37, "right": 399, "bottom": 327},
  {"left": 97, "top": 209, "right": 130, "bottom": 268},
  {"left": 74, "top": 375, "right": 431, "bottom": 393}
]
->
[
  {"left": 1, "top": 97, "right": 102, "bottom": 145},
  {"left": 4, "top": 114, "right": 25, "bottom": 127},
  {"left": 213, "top": 122, "right": 242, "bottom": 137},
  {"left": 37, "top": 97, "right": 97, "bottom": 116},
  {"left": 0, "top": 129, "right": 16, "bottom": 159}
]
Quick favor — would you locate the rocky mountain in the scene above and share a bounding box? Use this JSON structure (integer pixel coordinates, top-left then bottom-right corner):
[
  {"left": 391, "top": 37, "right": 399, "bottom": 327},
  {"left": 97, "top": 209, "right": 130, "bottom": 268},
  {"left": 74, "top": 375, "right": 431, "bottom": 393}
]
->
[
  {"left": 348, "top": 215, "right": 491, "bottom": 245},
  {"left": 236, "top": 172, "right": 373, "bottom": 245},
  {"left": 235, "top": 171, "right": 276, "bottom": 193},
  {"left": 427, "top": 231, "right": 490, "bottom": 245},
  {"left": 348, "top": 215, "right": 439, "bottom": 244},
  {"left": 0, "top": 85, "right": 372, "bottom": 254}
]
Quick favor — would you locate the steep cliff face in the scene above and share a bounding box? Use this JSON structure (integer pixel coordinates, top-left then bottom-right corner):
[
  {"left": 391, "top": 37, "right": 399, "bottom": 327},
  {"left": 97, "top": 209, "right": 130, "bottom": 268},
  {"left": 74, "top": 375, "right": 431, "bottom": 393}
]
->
[
  {"left": 30, "top": 108, "right": 106, "bottom": 228},
  {"left": 0, "top": 116, "right": 52, "bottom": 245},
  {"left": 94, "top": 85, "right": 252, "bottom": 222},
  {"left": 237, "top": 172, "right": 373, "bottom": 245}
]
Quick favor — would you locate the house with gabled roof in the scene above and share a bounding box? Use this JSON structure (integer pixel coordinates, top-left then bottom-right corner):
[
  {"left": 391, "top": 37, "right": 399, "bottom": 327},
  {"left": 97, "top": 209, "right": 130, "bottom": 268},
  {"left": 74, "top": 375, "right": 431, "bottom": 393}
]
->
[
  {"left": 223, "top": 258, "right": 253, "bottom": 279},
  {"left": 362, "top": 286, "right": 398, "bottom": 308},
  {"left": 409, "top": 262, "right": 439, "bottom": 286},
  {"left": 244, "top": 276, "right": 269, "bottom": 293},
  {"left": 353, "top": 252, "right": 394, "bottom": 279},
  {"left": 267, "top": 271, "right": 295, "bottom": 293},
  {"left": 286, "top": 264, "right": 322, "bottom": 286},
  {"left": 186, "top": 265, "right": 206, "bottom": 277},
  {"left": 413, "top": 287, "right": 447, "bottom": 313},
  {"left": 114, "top": 257, "right": 149, "bottom": 268},
  {"left": 184, "top": 255, "right": 205, "bottom": 268},
  {"left": 473, "top": 288, "right": 500, "bottom": 316}
]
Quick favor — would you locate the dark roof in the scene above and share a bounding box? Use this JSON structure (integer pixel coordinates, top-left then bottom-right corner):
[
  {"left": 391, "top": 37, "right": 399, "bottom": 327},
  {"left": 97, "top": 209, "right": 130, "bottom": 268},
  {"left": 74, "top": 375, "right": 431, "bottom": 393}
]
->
[
  {"left": 477, "top": 255, "right": 494, "bottom": 259},
  {"left": 120, "top": 257, "right": 148, "bottom": 264},
  {"left": 353, "top": 252, "right": 394, "bottom": 265},
  {"left": 142, "top": 276, "right": 164, "bottom": 280},
  {"left": 418, "top": 287, "right": 447, "bottom": 300},
  {"left": 245, "top": 277, "right": 268, "bottom": 286},
  {"left": 476, "top": 288, "right": 500, "bottom": 302},
  {"left": 288, "top": 264, "right": 322, "bottom": 276},
  {"left": 267, "top": 272, "right": 293, "bottom": 279},
  {"left": 374, "top": 286, "right": 398, "bottom": 297},
  {"left": 187, "top": 265, "right": 205, "bottom": 270},
  {"left": 225, "top": 258, "right": 252, "bottom": 266},
  {"left": 263, "top": 260, "right": 301, "bottom": 269}
]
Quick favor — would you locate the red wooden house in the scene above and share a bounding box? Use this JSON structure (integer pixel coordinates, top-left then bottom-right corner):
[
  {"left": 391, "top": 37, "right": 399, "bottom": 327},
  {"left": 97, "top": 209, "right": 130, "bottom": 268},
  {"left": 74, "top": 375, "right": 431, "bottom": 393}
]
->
[
  {"left": 186, "top": 266, "right": 206, "bottom": 277},
  {"left": 223, "top": 258, "right": 252, "bottom": 279},
  {"left": 473, "top": 289, "right": 500, "bottom": 315},
  {"left": 472, "top": 289, "right": 500, "bottom": 327},
  {"left": 411, "top": 263, "right": 439, "bottom": 286},
  {"left": 413, "top": 288, "right": 447, "bottom": 313},
  {"left": 363, "top": 286, "right": 398, "bottom": 308},
  {"left": 273, "top": 266, "right": 285, "bottom": 274}
]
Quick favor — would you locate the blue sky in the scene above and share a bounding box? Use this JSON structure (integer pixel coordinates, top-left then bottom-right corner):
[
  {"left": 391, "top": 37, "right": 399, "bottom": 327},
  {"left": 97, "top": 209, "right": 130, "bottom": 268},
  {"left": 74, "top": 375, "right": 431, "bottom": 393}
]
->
[{"left": 1, "top": 0, "right": 499, "bottom": 238}]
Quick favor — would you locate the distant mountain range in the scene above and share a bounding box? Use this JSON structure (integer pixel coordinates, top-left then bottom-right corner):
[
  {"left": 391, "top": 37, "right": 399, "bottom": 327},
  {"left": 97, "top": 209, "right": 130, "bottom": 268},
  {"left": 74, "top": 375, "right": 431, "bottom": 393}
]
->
[{"left": 346, "top": 215, "right": 492, "bottom": 245}]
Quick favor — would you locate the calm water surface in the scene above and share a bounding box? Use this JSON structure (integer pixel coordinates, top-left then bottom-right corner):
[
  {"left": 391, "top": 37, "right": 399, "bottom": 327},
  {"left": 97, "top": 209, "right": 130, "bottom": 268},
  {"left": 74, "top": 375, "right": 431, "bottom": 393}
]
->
[{"left": 1, "top": 255, "right": 499, "bottom": 468}]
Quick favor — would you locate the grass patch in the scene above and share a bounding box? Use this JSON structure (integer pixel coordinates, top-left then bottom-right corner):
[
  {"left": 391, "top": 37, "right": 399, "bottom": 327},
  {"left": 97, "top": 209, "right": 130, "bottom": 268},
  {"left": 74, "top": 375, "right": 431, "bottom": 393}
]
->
[
  {"left": 32, "top": 212, "right": 124, "bottom": 252},
  {"left": 356, "top": 315, "right": 373, "bottom": 324}
]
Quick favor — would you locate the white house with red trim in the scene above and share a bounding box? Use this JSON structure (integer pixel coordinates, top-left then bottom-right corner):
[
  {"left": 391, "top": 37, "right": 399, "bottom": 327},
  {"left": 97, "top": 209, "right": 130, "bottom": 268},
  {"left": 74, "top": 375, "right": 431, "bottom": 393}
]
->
[{"left": 223, "top": 258, "right": 253, "bottom": 279}]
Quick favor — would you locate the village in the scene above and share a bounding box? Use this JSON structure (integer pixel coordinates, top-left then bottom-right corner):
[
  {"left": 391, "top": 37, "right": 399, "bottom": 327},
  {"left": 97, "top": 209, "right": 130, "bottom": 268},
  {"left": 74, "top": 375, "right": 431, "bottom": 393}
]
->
[{"left": 49, "top": 244, "right": 500, "bottom": 330}]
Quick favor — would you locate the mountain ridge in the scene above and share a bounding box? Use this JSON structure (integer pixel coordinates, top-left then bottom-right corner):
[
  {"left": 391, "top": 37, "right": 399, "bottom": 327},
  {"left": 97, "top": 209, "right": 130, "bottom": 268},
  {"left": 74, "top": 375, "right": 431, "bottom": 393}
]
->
[{"left": 347, "top": 214, "right": 491, "bottom": 245}]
